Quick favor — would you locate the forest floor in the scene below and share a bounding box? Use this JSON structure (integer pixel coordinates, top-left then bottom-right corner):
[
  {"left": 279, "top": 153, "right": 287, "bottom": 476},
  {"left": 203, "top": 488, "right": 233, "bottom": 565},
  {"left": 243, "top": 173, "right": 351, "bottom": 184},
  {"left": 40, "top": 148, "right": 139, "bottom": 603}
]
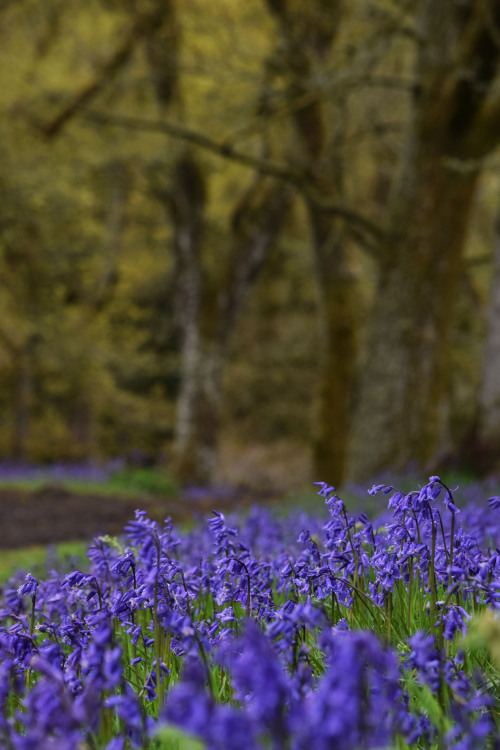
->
[
  {"left": 0, "top": 439, "right": 313, "bottom": 549},
  {"left": 0, "top": 484, "right": 278, "bottom": 549}
]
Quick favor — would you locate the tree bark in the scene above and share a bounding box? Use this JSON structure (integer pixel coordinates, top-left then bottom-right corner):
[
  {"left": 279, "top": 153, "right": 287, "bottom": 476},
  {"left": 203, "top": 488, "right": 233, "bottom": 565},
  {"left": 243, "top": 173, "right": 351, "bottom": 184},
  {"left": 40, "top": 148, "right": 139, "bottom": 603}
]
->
[
  {"left": 68, "top": 161, "right": 129, "bottom": 459},
  {"left": 167, "top": 152, "right": 205, "bottom": 482},
  {"left": 349, "top": 1, "right": 500, "bottom": 479},
  {"left": 169, "top": 162, "right": 292, "bottom": 485},
  {"left": 265, "top": 0, "right": 359, "bottom": 485},
  {"left": 475, "top": 201, "right": 500, "bottom": 471},
  {"left": 12, "top": 339, "right": 35, "bottom": 461},
  {"left": 350, "top": 156, "right": 478, "bottom": 477},
  {"left": 133, "top": 0, "right": 296, "bottom": 485},
  {"left": 309, "top": 206, "right": 358, "bottom": 486}
]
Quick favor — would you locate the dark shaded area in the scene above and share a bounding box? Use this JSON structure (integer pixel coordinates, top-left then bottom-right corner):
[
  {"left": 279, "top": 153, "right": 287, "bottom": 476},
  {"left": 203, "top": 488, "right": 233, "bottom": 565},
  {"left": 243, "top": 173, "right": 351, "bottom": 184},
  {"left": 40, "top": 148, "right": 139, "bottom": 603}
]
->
[{"left": 0, "top": 485, "right": 275, "bottom": 549}]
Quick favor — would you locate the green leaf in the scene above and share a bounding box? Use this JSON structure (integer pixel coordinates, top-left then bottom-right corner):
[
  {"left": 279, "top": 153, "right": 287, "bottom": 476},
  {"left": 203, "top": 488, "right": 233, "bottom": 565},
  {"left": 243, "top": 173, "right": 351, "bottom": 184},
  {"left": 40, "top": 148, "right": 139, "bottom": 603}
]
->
[
  {"left": 154, "top": 724, "right": 206, "bottom": 750},
  {"left": 403, "top": 672, "right": 449, "bottom": 732}
]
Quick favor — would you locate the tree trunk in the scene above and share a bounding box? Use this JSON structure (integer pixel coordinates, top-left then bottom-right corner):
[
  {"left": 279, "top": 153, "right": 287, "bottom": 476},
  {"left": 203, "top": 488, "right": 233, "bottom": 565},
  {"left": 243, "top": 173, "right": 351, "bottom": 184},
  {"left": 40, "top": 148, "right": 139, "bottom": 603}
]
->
[
  {"left": 349, "top": 1, "right": 500, "bottom": 479},
  {"left": 349, "top": 153, "right": 478, "bottom": 478},
  {"left": 12, "top": 339, "right": 35, "bottom": 461},
  {"left": 140, "top": 0, "right": 294, "bottom": 484},
  {"left": 171, "top": 341, "right": 224, "bottom": 485},
  {"left": 69, "top": 161, "right": 128, "bottom": 460},
  {"left": 168, "top": 152, "right": 205, "bottom": 483},
  {"left": 475, "top": 201, "right": 500, "bottom": 472},
  {"left": 170, "top": 184, "right": 292, "bottom": 485},
  {"left": 310, "top": 207, "right": 358, "bottom": 485},
  {"left": 69, "top": 393, "right": 95, "bottom": 459},
  {"left": 169, "top": 153, "right": 292, "bottom": 484},
  {"left": 265, "top": 0, "right": 359, "bottom": 485}
]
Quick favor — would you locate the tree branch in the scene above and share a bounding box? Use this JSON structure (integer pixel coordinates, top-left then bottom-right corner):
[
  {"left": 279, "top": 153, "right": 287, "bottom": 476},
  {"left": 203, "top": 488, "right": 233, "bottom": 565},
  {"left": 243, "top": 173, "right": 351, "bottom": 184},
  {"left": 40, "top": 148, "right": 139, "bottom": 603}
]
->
[
  {"left": 84, "top": 109, "right": 301, "bottom": 181},
  {"left": 82, "top": 109, "right": 385, "bottom": 244},
  {"left": 219, "top": 179, "right": 293, "bottom": 345},
  {"left": 40, "top": 9, "right": 165, "bottom": 138}
]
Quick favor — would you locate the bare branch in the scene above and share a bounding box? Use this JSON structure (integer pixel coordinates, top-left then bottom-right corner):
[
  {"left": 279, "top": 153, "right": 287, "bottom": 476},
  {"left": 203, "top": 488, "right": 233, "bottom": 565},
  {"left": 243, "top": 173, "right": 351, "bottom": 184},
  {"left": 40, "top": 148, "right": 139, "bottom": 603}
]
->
[
  {"left": 218, "top": 179, "right": 293, "bottom": 345},
  {"left": 82, "top": 109, "right": 385, "bottom": 244},
  {"left": 83, "top": 109, "right": 301, "bottom": 181},
  {"left": 41, "top": 38, "right": 136, "bottom": 138},
  {"left": 41, "top": 9, "right": 165, "bottom": 138}
]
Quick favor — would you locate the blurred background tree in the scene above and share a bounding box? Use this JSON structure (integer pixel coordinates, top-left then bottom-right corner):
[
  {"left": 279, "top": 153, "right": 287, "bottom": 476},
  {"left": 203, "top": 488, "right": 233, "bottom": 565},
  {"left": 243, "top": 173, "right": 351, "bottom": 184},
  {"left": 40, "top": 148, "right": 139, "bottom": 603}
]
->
[{"left": 0, "top": 0, "right": 498, "bottom": 488}]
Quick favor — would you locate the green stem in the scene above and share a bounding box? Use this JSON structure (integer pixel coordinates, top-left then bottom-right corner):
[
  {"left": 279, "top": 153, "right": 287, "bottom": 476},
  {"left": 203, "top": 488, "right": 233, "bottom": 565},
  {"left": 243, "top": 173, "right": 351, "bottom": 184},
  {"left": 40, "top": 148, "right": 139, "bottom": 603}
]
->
[
  {"left": 449, "top": 514, "right": 455, "bottom": 570},
  {"left": 429, "top": 514, "right": 438, "bottom": 629},
  {"left": 407, "top": 557, "right": 413, "bottom": 632},
  {"left": 226, "top": 557, "right": 252, "bottom": 617},
  {"left": 327, "top": 572, "right": 385, "bottom": 631},
  {"left": 435, "top": 509, "right": 450, "bottom": 565},
  {"left": 331, "top": 591, "right": 338, "bottom": 624},
  {"left": 385, "top": 591, "right": 392, "bottom": 645},
  {"left": 342, "top": 507, "right": 358, "bottom": 589},
  {"left": 29, "top": 593, "right": 36, "bottom": 637}
]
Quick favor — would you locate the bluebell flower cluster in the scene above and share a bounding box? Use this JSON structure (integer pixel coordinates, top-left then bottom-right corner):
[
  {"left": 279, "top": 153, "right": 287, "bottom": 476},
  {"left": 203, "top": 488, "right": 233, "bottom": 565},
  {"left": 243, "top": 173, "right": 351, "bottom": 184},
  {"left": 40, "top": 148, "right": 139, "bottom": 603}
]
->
[{"left": 0, "top": 477, "right": 497, "bottom": 748}]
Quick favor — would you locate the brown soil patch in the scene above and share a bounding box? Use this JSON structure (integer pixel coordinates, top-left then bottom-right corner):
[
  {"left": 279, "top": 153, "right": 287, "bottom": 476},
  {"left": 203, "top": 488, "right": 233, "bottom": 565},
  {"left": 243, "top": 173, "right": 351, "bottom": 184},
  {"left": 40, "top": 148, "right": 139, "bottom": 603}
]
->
[{"left": 0, "top": 485, "right": 276, "bottom": 549}]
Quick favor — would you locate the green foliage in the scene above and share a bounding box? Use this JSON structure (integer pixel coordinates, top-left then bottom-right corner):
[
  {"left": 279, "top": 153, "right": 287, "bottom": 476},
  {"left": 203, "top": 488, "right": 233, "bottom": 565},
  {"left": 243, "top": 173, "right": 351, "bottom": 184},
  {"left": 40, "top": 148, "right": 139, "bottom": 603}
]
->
[
  {"left": 0, "top": 541, "right": 87, "bottom": 584},
  {"left": 154, "top": 725, "right": 205, "bottom": 750},
  {"left": 0, "top": 467, "right": 178, "bottom": 499},
  {"left": 107, "top": 468, "right": 178, "bottom": 497},
  {"left": 6, "top": 490, "right": 500, "bottom": 748},
  {"left": 0, "top": 0, "right": 497, "bottom": 488},
  {"left": 466, "top": 612, "right": 500, "bottom": 671},
  {"left": 402, "top": 674, "right": 450, "bottom": 735}
]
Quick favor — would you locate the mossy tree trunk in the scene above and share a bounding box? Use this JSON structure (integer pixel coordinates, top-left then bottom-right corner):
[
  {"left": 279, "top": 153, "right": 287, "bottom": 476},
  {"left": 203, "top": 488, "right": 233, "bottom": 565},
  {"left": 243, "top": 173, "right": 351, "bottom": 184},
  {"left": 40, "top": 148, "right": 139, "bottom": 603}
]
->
[
  {"left": 309, "top": 207, "right": 358, "bottom": 486},
  {"left": 266, "top": 0, "right": 358, "bottom": 485},
  {"left": 135, "top": 0, "right": 293, "bottom": 485},
  {"left": 349, "top": 1, "right": 500, "bottom": 479},
  {"left": 167, "top": 158, "right": 292, "bottom": 485},
  {"left": 475, "top": 201, "right": 500, "bottom": 472},
  {"left": 12, "top": 340, "right": 35, "bottom": 461}
]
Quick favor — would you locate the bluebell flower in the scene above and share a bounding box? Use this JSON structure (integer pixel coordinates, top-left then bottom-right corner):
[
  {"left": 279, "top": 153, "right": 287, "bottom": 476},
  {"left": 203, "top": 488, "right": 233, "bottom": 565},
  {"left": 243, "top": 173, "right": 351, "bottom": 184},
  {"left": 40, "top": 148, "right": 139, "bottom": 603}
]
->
[
  {"left": 488, "top": 496, "right": 500, "bottom": 511},
  {"left": 218, "top": 622, "right": 290, "bottom": 744},
  {"left": 105, "top": 738, "right": 125, "bottom": 750},
  {"left": 293, "top": 630, "right": 408, "bottom": 749},
  {"left": 17, "top": 574, "right": 38, "bottom": 599},
  {"left": 314, "top": 482, "right": 336, "bottom": 499},
  {"left": 442, "top": 605, "right": 470, "bottom": 641},
  {"left": 163, "top": 666, "right": 257, "bottom": 750},
  {"left": 407, "top": 631, "right": 441, "bottom": 691},
  {"left": 368, "top": 483, "right": 387, "bottom": 496},
  {"left": 105, "top": 684, "right": 145, "bottom": 747}
]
